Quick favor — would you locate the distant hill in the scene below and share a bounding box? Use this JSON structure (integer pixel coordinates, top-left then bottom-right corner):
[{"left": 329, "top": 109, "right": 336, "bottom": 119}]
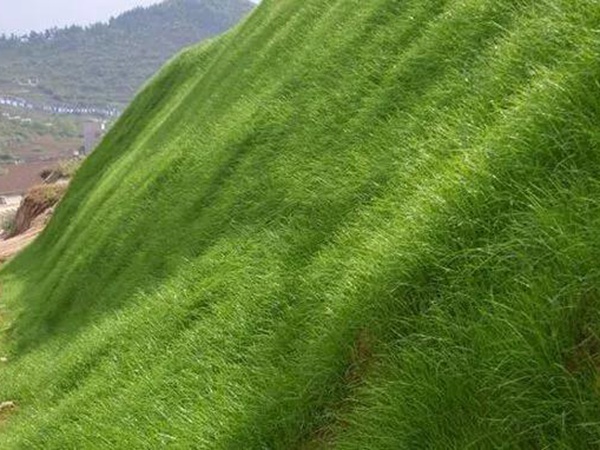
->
[
  {"left": 0, "top": 0, "right": 254, "bottom": 107},
  {"left": 0, "top": 0, "right": 254, "bottom": 163}
]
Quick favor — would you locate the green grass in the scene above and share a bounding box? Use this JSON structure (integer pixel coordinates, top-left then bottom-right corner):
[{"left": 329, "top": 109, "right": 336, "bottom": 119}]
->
[{"left": 1, "top": 0, "right": 600, "bottom": 447}]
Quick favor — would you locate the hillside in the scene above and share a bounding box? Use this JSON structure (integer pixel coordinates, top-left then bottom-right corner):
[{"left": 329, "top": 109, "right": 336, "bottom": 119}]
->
[
  {"left": 0, "top": 0, "right": 255, "bottom": 106},
  {"left": 0, "top": 0, "right": 254, "bottom": 168},
  {"left": 1, "top": 0, "right": 600, "bottom": 448}
]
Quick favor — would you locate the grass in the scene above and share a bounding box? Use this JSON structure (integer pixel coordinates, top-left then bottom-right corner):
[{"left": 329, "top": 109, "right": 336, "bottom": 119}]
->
[{"left": 1, "top": 0, "right": 600, "bottom": 447}]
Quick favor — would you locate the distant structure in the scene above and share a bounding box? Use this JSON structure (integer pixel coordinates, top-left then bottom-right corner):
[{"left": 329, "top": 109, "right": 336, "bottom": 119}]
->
[{"left": 83, "top": 120, "right": 105, "bottom": 155}]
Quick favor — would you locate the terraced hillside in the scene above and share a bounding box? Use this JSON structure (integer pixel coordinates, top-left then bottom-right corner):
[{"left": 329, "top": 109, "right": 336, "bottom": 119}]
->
[{"left": 1, "top": 0, "right": 600, "bottom": 447}]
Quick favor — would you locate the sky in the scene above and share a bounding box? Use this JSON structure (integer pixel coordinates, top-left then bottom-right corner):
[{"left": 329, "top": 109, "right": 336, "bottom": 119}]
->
[{"left": 0, "top": 0, "right": 260, "bottom": 35}]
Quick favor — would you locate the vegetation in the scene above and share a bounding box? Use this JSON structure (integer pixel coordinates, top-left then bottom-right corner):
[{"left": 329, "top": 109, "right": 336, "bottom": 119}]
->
[
  {"left": 53, "top": 159, "right": 83, "bottom": 180},
  {"left": 0, "top": 0, "right": 253, "bottom": 164},
  {"left": 1, "top": 0, "right": 600, "bottom": 447},
  {"left": 0, "top": 112, "right": 80, "bottom": 158},
  {"left": 0, "top": 210, "right": 16, "bottom": 236},
  {"left": 0, "top": 0, "right": 254, "bottom": 106}
]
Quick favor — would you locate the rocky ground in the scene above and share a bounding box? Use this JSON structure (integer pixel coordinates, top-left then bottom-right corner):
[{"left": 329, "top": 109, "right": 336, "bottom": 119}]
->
[{"left": 0, "top": 178, "right": 68, "bottom": 263}]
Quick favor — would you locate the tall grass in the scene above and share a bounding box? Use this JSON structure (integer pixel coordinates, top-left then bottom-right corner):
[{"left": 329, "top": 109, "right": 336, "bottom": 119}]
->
[{"left": 1, "top": 0, "right": 600, "bottom": 447}]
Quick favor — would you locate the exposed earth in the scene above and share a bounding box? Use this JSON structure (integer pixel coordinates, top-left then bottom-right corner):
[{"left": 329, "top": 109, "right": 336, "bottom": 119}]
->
[{"left": 0, "top": 178, "right": 68, "bottom": 262}]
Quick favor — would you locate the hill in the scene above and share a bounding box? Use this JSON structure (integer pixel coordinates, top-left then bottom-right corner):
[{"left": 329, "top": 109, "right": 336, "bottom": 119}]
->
[
  {"left": 0, "top": 0, "right": 255, "bottom": 107},
  {"left": 0, "top": 0, "right": 254, "bottom": 169},
  {"left": 1, "top": 0, "right": 600, "bottom": 447}
]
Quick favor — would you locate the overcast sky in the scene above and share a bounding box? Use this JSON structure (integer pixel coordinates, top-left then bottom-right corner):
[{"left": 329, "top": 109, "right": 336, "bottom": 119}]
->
[{"left": 0, "top": 0, "right": 260, "bottom": 35}]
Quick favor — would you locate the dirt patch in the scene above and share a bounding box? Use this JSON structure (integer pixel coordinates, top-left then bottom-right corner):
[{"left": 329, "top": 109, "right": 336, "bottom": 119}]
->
[
  {"left": 0, "top": 161, "right": 56, "bottom": 196},
  {"left": 9, "top": 134, "right": 80, "bottom": 162},
  {"left": 0, "top": 173, "right": 69, "bottom": 261},
  {"left": 0, "top": 226, "right": 45, "bottom": 263},
  {"left": 0, "top": 401, "right": 16, "bottom": 426},
  {"left": 6, "top": 183, "right": 66, "bottom": 239},
  {"left": 565, "top": 328, "right": 600, "bottom": 375},
  {"left": 0, "top": 186, "right": 64, "bottom": 262},
  {"left": 564, "top": 290, "right": 600, "bottom": 375},
  {"left": 345, "top": 329, "right": 374, "bottom": 386},
  {"left": 299, "top": 329, "right": 375, "bottom": 450}
]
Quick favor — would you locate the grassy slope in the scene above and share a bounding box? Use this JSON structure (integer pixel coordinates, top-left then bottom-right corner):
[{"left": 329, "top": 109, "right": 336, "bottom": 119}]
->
[{"left": 1, "top": 0, "right": 600, "bottom": 447}]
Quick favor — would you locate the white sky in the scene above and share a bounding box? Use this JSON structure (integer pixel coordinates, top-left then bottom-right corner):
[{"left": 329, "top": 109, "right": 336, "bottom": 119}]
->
[{"left": 0, "top": 0, "right": 260, "bottom": 35}]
